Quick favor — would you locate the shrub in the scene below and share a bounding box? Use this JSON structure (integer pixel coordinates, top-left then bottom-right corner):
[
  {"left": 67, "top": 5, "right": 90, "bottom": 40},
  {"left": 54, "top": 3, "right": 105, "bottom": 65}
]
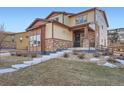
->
[
  {"left": 73, "top": 50, "right": 80, "bottom": 55},
  {"left": 93, "top": 52, "right": 100, "bottom": 57},
  {"left": 107, "top": 57, "right": 117, "bottom": 63},
  {"left": 10, "top": 52, "right": 16, "bottom": 56},
  {"left": 63, "top": 53, "right": 69, "bottom": 58},
  {"left": 30, "top": 53, "right": 37, "bottom": 58},
  {"left": 22, "top": 53, "right": 28, "bottom": 57},
  {"left": 16, "top": 51, "right": 22, "bottom": 56},
  {"left": 78, "top": 53, "right": 85, "bottom": 59}
]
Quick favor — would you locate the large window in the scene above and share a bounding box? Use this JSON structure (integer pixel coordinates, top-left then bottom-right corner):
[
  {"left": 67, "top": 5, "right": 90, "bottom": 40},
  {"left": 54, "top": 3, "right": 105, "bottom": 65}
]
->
[
  {"left": 75, "top": 15, "right": 87, "bottom": 25},
  {"left": 29, "top": 35, "right": 41, "bottom": 46}
]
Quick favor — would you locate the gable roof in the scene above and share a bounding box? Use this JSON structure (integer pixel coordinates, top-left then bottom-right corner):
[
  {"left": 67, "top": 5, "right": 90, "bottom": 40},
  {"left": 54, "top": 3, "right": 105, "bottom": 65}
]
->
[
  {"left": 69, "top": 8, "right": 96, "bottom": 17},
  {"left": 46, "top": 11, "right": 74, "bottom": 19},
  {"left": 26, "top": 18, "right": 70, "bottom": 31},
  {"left": 26, "top": 18, "right": 49, "bottom": 31}
]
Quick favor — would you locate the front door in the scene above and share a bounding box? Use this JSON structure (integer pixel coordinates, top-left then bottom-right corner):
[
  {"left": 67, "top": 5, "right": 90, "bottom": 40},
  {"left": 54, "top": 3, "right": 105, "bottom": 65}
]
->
[{"left": 74, "top": 32, "right": 80, "bottom": 47}]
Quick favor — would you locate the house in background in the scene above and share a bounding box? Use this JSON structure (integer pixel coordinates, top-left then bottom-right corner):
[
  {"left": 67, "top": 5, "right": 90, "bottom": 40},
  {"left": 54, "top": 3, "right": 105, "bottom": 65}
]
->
[
  {"left": 26, "top": 7, "right": 108, "bottom": 54},
  {"left": 15, "top": 32, "right": 29, "bottom": 50},
  {"left": 108, "top": 28, "right": 124, "bottom": 56},
  {"left": 108, "top": 28, "right": 124, "bottom": 45}
]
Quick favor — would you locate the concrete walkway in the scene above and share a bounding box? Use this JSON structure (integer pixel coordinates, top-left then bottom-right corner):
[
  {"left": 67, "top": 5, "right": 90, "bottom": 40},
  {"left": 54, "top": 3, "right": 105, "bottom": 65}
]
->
[{"left": 0, "top": 49, "right": 72, "bottom": 74}]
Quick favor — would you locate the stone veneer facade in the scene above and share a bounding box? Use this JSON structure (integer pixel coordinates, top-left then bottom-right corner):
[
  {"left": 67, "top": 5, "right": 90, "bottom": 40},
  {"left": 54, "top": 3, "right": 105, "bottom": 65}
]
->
[
  {"left": 80, "top": 30, "right": 95, "bottom": 48},
  {"left": 45, "top": 38, "right": 73, "bottom": 52}
]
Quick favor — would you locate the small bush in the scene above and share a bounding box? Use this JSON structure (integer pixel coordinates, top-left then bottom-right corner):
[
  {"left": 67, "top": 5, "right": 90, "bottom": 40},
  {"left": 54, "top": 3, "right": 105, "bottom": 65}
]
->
[
  {"left": 107, "top": 57, "right": 117, "bottom": 63},
  {"left": 78, "top": 53, "right": 85, "bottom": 59},
  {"left": 30, "top": 53, "right": 37, "bottom": 58},
  {"left": 22, "top": 53, "right": 28, "bottom": 57},
  {"left": 16, "top": 52, "right": 22, "bottom": 56},
  {"left": 93, "top": 52, "right": 100, "bottom": 57},
  {"left": 10, "top": 52, "right": 16, "bottom": 56},
  {"left": 73, "top": 50, "right": 80, "bottom": 55},
  {"left": 63, "top": 53, "right": 69, "bottom": 58}
]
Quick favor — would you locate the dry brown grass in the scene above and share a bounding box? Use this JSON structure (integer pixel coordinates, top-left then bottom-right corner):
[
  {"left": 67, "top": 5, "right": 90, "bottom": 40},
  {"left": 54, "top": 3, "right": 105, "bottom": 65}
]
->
[
  {"left": 0, "top": 56, "right": 32, "bottom": 67},
  {"left": 0, "top": 59, "right": 124, "bottom": 85}
]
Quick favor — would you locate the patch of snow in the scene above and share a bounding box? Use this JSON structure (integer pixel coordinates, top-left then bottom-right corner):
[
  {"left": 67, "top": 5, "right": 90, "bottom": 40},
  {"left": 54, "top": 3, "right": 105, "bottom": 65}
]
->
[
  {"left": 104, "top": 56, "right": 110, "bottom": 59},
  {"left": 12, "top": 64, "right": 30, "bottom": 69},
  {"left": 0, "top": 53, "right": 11, "bottom": 56},
  {"left": 0, "top": 68, "right": 17, "bottom": 74},
  {"left": 103, "top": 62, "right": 117, "bottom": 68},
  {"left": 90, "top": 58, "right": 100, "bottom": 62},
  {"left": 116, "top": 59, "right": 124, "bottom": 65}
]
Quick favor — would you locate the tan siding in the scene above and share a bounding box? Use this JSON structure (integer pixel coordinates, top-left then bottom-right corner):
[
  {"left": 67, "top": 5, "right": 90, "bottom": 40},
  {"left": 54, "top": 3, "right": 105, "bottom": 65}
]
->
[
  {"left": 96, "top": 10, "right": 108, "bottom": 47},
  {"left": 15, "top": 32, "right": 29, "bottom": 50},
  {"left": 70, "top": 11, "right": 95, "bottom": 26},
  {"left": 53, "top": 24, "right": 73, "bottom": 41},
  {"left": 45, "top": 23, "right": 52, "bottom": 38}
]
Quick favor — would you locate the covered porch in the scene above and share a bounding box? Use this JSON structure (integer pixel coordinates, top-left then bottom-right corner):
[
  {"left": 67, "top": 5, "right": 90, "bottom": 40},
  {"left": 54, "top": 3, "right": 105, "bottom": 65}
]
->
[{"left": 70, "top": 23, "right": 95, "bottom": 49}]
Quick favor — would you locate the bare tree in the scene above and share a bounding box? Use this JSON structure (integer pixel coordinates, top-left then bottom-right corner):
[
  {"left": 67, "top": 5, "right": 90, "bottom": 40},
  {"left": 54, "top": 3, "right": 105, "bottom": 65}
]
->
[{"left": 0, "top": 24, "right": 8, "bottom": 52}]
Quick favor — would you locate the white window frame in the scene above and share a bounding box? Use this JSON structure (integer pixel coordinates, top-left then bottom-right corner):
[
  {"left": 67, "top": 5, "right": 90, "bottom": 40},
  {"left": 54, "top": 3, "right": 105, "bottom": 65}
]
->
[{"left": 75, "top": 15, "right": 87, "bottom": 25}]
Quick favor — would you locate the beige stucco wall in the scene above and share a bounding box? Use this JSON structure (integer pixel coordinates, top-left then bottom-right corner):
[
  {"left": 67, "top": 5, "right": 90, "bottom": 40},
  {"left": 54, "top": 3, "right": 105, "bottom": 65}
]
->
[
  {"left": 96, "top": 10, "right": 108, "bottom": 47},
  {"left": 69, "top": 11, "right": 95, "bottom": 26},
  {"left": 15, "top": 32, "right": 29, "bottom": 50},
  {"left": 53, "top": 24, "right": 73, "bottom": 41},
  {"left": 63, "top": 15, "right": 70, "bottom": 26},
  {"left": 45, "top": 23, "right": 52, "bottom": 38}
]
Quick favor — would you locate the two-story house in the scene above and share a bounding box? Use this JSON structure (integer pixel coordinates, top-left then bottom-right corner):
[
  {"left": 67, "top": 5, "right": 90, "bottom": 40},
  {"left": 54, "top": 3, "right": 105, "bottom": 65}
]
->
[{"left": 26, "top": 8, "right": 109, "bottom": 54}]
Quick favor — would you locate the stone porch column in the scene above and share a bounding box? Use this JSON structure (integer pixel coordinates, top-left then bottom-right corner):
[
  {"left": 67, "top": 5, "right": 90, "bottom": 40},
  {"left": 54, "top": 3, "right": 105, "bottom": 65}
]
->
[{"left": 83, "top": 27, "right": 89, "bottom": 48}]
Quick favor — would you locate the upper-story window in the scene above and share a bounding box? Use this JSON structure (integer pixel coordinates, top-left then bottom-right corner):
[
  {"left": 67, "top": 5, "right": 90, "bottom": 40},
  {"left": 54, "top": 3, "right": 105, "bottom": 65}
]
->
[
  {"left": 53, "top": 17, "right": 59, "bottom": 22},
  {"left": 75, "top": 15, "right": 87, "bottom": 25}
]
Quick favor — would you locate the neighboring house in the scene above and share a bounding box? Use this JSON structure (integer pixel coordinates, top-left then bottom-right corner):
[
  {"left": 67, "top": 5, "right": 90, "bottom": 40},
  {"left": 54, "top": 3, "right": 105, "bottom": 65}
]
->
[
  {"left": 108, "top": 28, "right": 124, "bottom": 56},
  {"left": 108, "top": 28, "right": 124, "bottom": 45},
  {"left": 15, "top": 32, "right": 29, "bottom": 50},
  {"left": 26, "top": 8, "right": 108, "bottom": 54},
  {"left": 0, "top": 32, "right": 16, "bottom": 49}
]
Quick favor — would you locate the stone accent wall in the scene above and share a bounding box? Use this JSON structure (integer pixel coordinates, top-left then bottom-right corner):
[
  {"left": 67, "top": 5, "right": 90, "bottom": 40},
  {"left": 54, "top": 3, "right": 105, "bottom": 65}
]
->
[
  {"left": 80, "top": 30, "right": 95, "bottom": 48},
  {"left": 45, "top": 38, "right": 73, "bottom": 51}
]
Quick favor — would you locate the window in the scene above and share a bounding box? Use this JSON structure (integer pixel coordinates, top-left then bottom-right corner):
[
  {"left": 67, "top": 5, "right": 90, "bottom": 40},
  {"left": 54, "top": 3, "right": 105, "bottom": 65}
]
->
[
  {"left": 29, "top": 35, "right": 41, "bottom": 47},
  {"left": 75, "top": 15, "right": 87, "bottom": 24},
  {"left": 54, "top": 17, "right": 59, "bottom": 22}
]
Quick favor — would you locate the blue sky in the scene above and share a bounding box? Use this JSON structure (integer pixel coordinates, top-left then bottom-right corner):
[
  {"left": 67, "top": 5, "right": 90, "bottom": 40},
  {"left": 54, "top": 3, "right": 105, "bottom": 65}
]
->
[{"left": 0, "top": 7, "right": 123, "bottom": 32}]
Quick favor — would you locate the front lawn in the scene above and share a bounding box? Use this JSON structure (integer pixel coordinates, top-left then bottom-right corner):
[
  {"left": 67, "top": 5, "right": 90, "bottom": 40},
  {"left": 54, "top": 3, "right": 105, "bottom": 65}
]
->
[
  {"left": 0, "top": 59, "right": 124, "bottom": 85},
  {"left": 0, "top": 56, "right": 32, "bottom": 67}
]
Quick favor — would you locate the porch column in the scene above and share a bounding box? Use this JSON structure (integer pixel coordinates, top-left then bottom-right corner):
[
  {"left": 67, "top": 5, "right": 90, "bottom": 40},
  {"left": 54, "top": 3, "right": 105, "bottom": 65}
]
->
[{"left": 83, "top": 27, "right": 89, "bottom": 48}]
